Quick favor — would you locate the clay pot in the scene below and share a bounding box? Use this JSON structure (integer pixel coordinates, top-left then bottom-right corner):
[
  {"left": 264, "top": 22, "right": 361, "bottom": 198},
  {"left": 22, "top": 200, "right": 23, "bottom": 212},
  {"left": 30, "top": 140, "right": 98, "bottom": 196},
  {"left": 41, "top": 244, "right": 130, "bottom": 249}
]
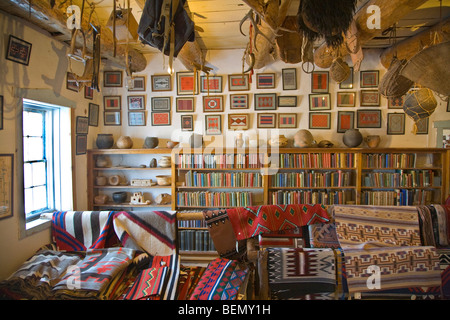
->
[
  {"left": 158, "top": 156, "right": 171, "bottom": 168},
  {"left": 156, "top": 175, "right": 171, "bottom": 186},
  {"left": 293, "top": 129, "right": 314, "bottom": 148},
  {"left": 112, "top": 191, "right": 127, "bottom": 204},
  {"left": 318, "top": 140, "right": 334, "bottom": 148},
  {"left": 167, "top": 141, "right": 179, "bottom": 149},
  {"left": 144, "top": 137, "right": 159, "bottom": 149},
  {"left": 117, "top": 136, "right": 133, "bottom": 149},
  {"left": 343, "top": 129, "right": 363, "bottom": 148},
  {"left": 269, "top": 135, "right": 289, "bottom": 148},
  {"left": 155, "top": 193, "right": 171, "bottom": 205},
  {"left": 94, "top": 194, "right": 108, "bottom": 205},
  {"left": 95, "top": 176, "right": 107, "bottom": 186},
  {"left": 365, "top": 135, "right": 381, "bottom": 148},
  {"left": 108, "top": 175, "right": 120, "bottom": 186},
  {"left": 96, "top": 134, "right": 114, "bottom": 149},
  {"left": 150, "top": 158, "right": 157, "bottom": 168}
]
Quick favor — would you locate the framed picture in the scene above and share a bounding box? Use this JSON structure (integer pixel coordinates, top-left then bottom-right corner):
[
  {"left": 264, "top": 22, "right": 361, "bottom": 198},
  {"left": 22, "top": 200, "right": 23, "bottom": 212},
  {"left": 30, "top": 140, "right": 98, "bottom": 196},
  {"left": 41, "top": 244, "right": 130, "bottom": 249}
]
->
[
  {"left": 255, "top": 93, "right": 277, "bottom": 110},
  {"left": 151, "top": 97, "right": 171, "bottom": 111},
  {"left": 6, "top": 35, "right": 32, "bottom": 66},
  {"left": 0, "top": 96, "right": 3, "bottom": 130},
  {"left": 151, "top": 74, "right": 171, "bottom": 91},
  {"left": 387, "top": 113, "right": 405, "bottom": 135},
  {"left": 337, "top": 111, "right": 355, "bottom": 133},
  {"left": 176, "top": 97, "right": 195, "bottom": 112},
  {"left": 76, "top": 116, "right": 89, "bottom": 134},
  {"left": 177, "top": 71, "right": 198, "bottom": 95},
  {"left": 311, "top": 71, "right": 329, "bottom": 93},
  {"left": 205, "top": 114, "right": 222, "bottom": 135},
  {"left": 339, "top": 67, "right": 354, "bottom": 89},
  {"left": 127, "top": 95, "right": 145, "bottom": 110},
  {"left": 151, "top": 112, "right": 171, "bottom": 126},
  {"left": 200, "top": 75, "right": 223, "bottom": 93},
  {"left": 0, "top": 154, "right": 13, "bottom": 220},
  {"left": 228, "top": 113, "right": 249, "bottom": 130},
  {"left": 278, "top": 113, "right": 297, "bottom": 128},
  {"left": 357, "top": 109, "right": 381, "bottom": 128},
  {"left": 103, "top": 71, "right": 122, "bottom": 87},
  {"left": 360, "top": 90, "right": 380, "bottom": 106},
  {"left": 76, "top": 135, "right": 87, "bottom": 155},
  {"left": 128, "top": 111, "right": 146, "bottom": 126},
  {"left": 309, "top": 112, "right": 331, "bottom": 129},
  {"left": 104, "top": 95, "right": 121, "bottom": 110},
  {"left": 309, "top": 93, "right": 331, "bottom": 111},
  {"left": 360, "top": 70, "right": 379, "bottom": 88},
  {"left": 128, "top": 76, "right": 146, "bottom": 91},
  {"left": 447, "top": 100, "right": 450, "bottom": 112},
  {"left": 181, "top": 115, "right": 194, "bottom": 131},
  {"left": 203, "top": 95, "right": 224, "bottom": 112},
  {"left": 104, "top": 111, "right": 121, "bottom": 126},
  {"left": 230, "top": 94, "right": 249, "bottom": 109},
  {"left": 278, "top": 96, "right": 297, "bottom": 108},
  {"left": 84, "top": 86, "right": 93, "bottom": 100},
  {"left": 88, "top": 103, "right": 99, "bottom": 127},
  {"left": 256, "top": 73, "right": 275, "bottom": 89},
  {"left": 337, "top": 92, "right": 356, "bottom": 107},
  {"left": 257, "top": 113, "right": 276, "bottom": 128},
  {"left": 415, "top": 118, "right": 429, "bottom": 134},
  {"left": 388, "top": 95, "right": 405, "bottom": 109},
  {"left": 66, "top": 72, "right": 79, "bottom": 92},
  {"left": 228, "top": 74, "right": 250, "bottom": 91},
  {"left": 282, "top": 68, "right": 297, "bottom": 90}
]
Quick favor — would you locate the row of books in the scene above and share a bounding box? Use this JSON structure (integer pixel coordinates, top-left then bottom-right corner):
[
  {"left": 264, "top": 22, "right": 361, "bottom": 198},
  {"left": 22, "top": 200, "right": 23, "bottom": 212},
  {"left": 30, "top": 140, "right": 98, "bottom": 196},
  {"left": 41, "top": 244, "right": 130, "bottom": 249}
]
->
[
  {"left": 361, "top": 189, "right": 435, "bottom": 206},
  {"left": 269, "top": 190, "right": 354, "bottom": 205},
  {"left": 270, "top": 170, "right": 353, "bottom": 188},
  {"left": 184, "top": 171, "right": 263, "bottom": 187},
  {"left": 178, "top": 219, "right": 207, "bottom": 228},
  {"left": 177, "top": 153, "right": 263, "bottom": 169},
  {"left": 178, "top": 230, "right": 215, "bottom": 252},
  {"left": 276, "top": 153, "right": 355, "bottom": 169},
  {"left": 176, "top": 191, "right": 253, "bottom": 207},
  {"left": 362, "top": 153, "right": 418, "bottom": 168},
  {"left": 362, "top": 170, "right": 440, "bottom": 188}
]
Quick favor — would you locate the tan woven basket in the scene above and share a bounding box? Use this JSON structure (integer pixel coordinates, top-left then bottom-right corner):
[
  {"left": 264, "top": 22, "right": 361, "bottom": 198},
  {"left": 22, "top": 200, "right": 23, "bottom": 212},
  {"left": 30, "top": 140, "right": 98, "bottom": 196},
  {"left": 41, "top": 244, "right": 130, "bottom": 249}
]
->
[
  {"left": 403, "top": 88, "right": 437, "bottom": 123},
  {"left": 379, "top": 57, "right": 414, "bottom": 99},
  {"left": 330, "top": 57, "right": 351, "bottom": 83}
]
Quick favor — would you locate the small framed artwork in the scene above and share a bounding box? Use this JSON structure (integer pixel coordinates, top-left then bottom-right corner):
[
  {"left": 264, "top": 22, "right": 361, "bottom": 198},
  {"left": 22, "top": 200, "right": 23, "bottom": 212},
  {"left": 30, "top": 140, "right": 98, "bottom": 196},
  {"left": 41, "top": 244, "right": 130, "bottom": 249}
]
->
[
  {"left": 230, "top": 94, "right": 249, "bottom": 109},
  {"left": 205, "top": 114, "right": 222, "bottom": 135},
  {"left": 76, "top": 135, "right": 87, "bottom": 155},
  {"left": 387, "top": 113, "right": 405, "bottom": 135},
  {"left": 6, "top": 35, "right": 32, "bottom": 66},
  {"left": 66, "top": 72, "right": 79, "bottom": 92},
  {"left": 282, "top": 68, "right": 297, "bottom": 90},
  {"left": 357, "top": 109, "right": 381, "bottom": 128},
  {"left": 360, "top": 70, "right": 379, "bottom": 88},
  {"left": 228, "top": 113, "right": 249, "bottom": 130},
  {"left": 415, "top": 118, "right": 429, "bottom": 134},
  {"left": 339, "top": 67, "right": 354, "bottom": 89},
  {"left": 0, "top": 96, "right": 3, "bottom": 130},
  {"left": 176, "top": 97, "right": 195, "bottom": 112},
  {"left": 151, "top": 97, "right": 171, "bottom": 111},
  {"left": 0, "top": 154, "right": 13, "bottom": 220},
  {"left": 309, "top": 112, "right": 331, "bottom": 129},
  {"left": 447, "top": 100, "right": 450, "bottom": 112},
  {"left": 84, "top": 86, "right": 93, "bottom": 100},
  {"left": 177, "top": 71, "right": 198, "bottom": 95},
  {"left": 337, "top": 92, "right": 356, "bottom": 107},
  {"left": 309, "top": 93, "right": 331, "bottom": 111},
  {"left": 76, "top": 116, "right": 89, "bottom": 134},
  {"left": 151, "top": 112, "right": 171, "bottom": 126},
  {"left": 255, "top": 93, "right": 277, "bottom": 111},
  {"left": 151, "top": 74, "right": 171, "bottom": 91},
  {"left": 203, "top": 95, "right": 224, "bottom": 112},
  {"left": 360, "top": 90, "right": 380, "bottom": 106},
  {"left": 104, "top": 111, "right": 121, "bottom": 126},
  {"left": 200, "top": 75, "right": 223, "bottom": 93},
  {"left": 127, "top": 95, "right": 145, "bottom": 110},
  {"left": 278, "top": 96, "right": 297, "bottom": 108},
  {"left": 128, "top": 111, "right": 146, "bottom": 126},
  {"left": 388, "top": 95, "right": 404, "bottom": 109},
  {"left": 257, "top": 113, "right": 276, "bottom": 128},
  {"left": 228, "top": 74, "right": 250, "bottom": 91},
  {"left": 181, "top": 115, "right": 194, "bottom": 131},
  {"left": 128, "top": 76, "right": 146, "bottom": 91},
  {"left": 337, "top": 111, "right": 355, "bottom": 133},
  {"left": 88, "top": 103, "right": 99, "bottom": 127},
  {"left": 256, "top": 73, "right": 275, "bottom": 89},
  {"left": 104, "top": 70, "right": 122, "bottom": 87},
  {"left": 104, "top": 95, "right": 121, "bottom": 110},
  {"left": 311, "top": 71, "right": 329, "bottom": 93},
  {"left": 278, "top": 113, "right": 297, "bottom": 128}
]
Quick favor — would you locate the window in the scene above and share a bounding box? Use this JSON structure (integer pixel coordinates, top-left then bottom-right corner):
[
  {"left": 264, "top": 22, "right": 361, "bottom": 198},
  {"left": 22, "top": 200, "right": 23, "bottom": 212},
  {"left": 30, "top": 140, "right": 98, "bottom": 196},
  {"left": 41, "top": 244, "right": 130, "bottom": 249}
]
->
[{"left": 22, "top": 99, "right": 73, "bottom": 223}]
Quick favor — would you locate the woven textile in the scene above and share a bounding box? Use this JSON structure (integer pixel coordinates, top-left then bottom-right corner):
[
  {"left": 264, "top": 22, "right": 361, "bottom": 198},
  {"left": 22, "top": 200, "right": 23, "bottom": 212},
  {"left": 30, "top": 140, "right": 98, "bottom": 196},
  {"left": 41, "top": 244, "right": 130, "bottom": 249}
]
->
[
  {"left": 431, "top": 205, "right": 449, "bottom": 247},
  {"left": 417, "top": 205, "right": 437, "bottom": 246},
  {"left": 267, "top": 248, "right": 336, "bottom": 299},
  {"left": 308, "top": 223, "right": 340, "bottom": 249},
  {"left": 52, "top": 211, "right": 119, "bottom": 251},
  {"left": 122, "top": 266, "right": 169, "bottom": 300},
  {"left": 259, "top": 227, "right": 306, "bottom": 248},
  {"left": 226, "top": 204, "right": 330, "bottom": 241},
  {"left": 438, "top": 248, "right": 450, "bottom": 299},
  {"left": 176, "top": 266, "right": 206, "bottom": 300}
]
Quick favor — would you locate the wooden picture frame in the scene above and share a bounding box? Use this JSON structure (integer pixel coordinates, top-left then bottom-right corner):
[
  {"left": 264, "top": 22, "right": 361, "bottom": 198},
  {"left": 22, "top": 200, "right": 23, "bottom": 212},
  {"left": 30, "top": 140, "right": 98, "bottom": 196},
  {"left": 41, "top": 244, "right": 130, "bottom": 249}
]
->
[
  {"left": 128, "top": 76, "right": 146, "bottom": 91},
  {"left": 230, "top": 94, "right": 249, "bottom": 109},
  {"left": 200, "top": 75, "right": 223, "bottom": 93},
  {"left": 76, "top": 135, "right": 87, "bottom": 155},
  {"left": 257, "top": 113, "right": 276, "bottom": 128},
  {"left": 447, "top": 99, "right": 450, "bottom": 112},
  {"left": 282, "top": 68, "right": 297, "bottom": 90},
  {"left": 337, "top": 92, "right": 356, "bottom": 107},
  {"left": 228, "top": 113, "right": 249, "bottom": 130},
  {"left": 309, "top": 112, "right": 331, "bottom": 129},
  {"left": 415, "top": 118, "right": 429, "bottom": 134},
  {"left": 84, "top": 86, "right": 93, "bottom": 100},
  {"left": 151, "top": 112, "right": 171, "bottom": 126},
  {"left": 337, "top": 111, "right": 355, "bottom": 133},
  {"left": 388, "top": 95, "right": 405, "bottom": 109},
  {"left": 205, "top": 114, "right": 222, "bottom": 135},
  {"left": 360, "top": 70, "right": 379, "bottom": 88},
  {"left": 151, "top": 97, "right": 171, "bottom": 111},
  {"left": 104, "top": 95, "right": 121, "bottom": 110},
  {"left": 256, "top": 73, "right": 275, "bottom": 89},
  {"left": 255, "top": 93, "right": 277, "bottom": 110},
  {"left": 309, "top": 93, "right": 331, "bottom": 111},
  {"left": 181, "top": 115, "right": 194, "bottom": 131},
  {"left": 0, "top": 154, "right": 13, "bottom": 220},
  {"left": 278, "top": 113, "right": 297, "bottom": 128},
  {"left": 127, "top": 95, "right": 145, "bottom": 110},
  {"left": 357, "top": 109, "right": 381, "bottom": 128},
  {"left": 66, "top": 72, "right": 80, "bottom": 92},
  {"left": 339, "top": 67, "right": 354, "bottom": 89},
  {"left": 203, "top": 95, "right": 224, "bottom": 112},
  {"left": 128, "top": 111, "right": 146, "bottom": 126},
  {"left": 88, "top": 103, "right": 99, "bottom": 127},
  {"left": 278, "top": 96, "right": 297, "bottom": 108},
  {"left": 228, "top": 74, "right": 250, "bottom": 91},
  {"left": 387, "top": 113, "right": 405, "bottom": 135},
  {"left": 103, "top": 70, "right": 123, "bottom": 87},
  {"left": 177, "top": 71, "right": 198, "bottom": 95},
  {"left": 311, "top": 71, "right": 329, "bottom": 93},
  {"left": 104, "top": 111, "right": 121, "bottom": 126},
  {"left": 151, "top": 74, "right": 171, "bottom": 91},
  {"left": 6, "top": 35, "right": 32, "bottom": 66},
  {"left": 176, "top": 97, "right": 195, "bottom": 112},
  {"left": 76, "top": 116, "right": 89, "bottom": 134},
  {"left": 360, "top": 90, "right": 380, "bottom": 106}
]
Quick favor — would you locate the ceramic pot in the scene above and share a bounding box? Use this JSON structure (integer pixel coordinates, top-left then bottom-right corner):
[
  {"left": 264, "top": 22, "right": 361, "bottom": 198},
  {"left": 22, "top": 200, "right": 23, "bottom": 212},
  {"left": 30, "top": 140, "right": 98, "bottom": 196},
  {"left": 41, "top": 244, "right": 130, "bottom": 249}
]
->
[
  {"left": 150, "top": 158, "right": 157, "bottom": 168},
  {"left": 155, "top": 193, "right": 171, "bottom": 205},
  {"left": 112, "top": 191, "right": 127, "bottom": 204},
  {"left": 94, "top": 194, "right": 108, "bottom": 205},
  {"left": 96, "top": 134, "right": 114, "bottom": 149},
  {"left": 365, "top": 135, "right": 381, "bottom": 148},
  {"left": 95, "top": 176, "right": 107, "bottom": 186},
  {"left": 343, "top": 129, "right": 363, "bottom": 148},
  {"left": 117, "top": 136, "right": 133, "bottom": 149},
  {"left": 158, "top": 156, "right": 171, "bottom": 168},
  {"left": 293, "top": 129, "right": 314, "bottom": 148},
  {"left": 144, "top": 137, "right": 159, "bottom": 149},
  {"left": 269, "top": 135, "right": 289, "bottom": 148},
  {"left": 108, "top": 175, "right": 120, "bottom": 186},
  {"left": 156, "top": 175, "right": 171, "bottom": 186}
]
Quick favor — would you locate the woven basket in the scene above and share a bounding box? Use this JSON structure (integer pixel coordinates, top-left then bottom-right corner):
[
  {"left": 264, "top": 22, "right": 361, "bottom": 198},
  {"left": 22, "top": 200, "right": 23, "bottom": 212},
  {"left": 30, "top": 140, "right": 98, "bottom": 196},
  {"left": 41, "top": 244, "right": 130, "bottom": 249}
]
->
[
  {"left": 379, "top": 57, "right": 414, "bottom": 99},
  {"left": 403, "top": 88, "right": 437, "bottom": 122},
  {"left": 330, "top": 57, "right": 351, "bottom": 83}
]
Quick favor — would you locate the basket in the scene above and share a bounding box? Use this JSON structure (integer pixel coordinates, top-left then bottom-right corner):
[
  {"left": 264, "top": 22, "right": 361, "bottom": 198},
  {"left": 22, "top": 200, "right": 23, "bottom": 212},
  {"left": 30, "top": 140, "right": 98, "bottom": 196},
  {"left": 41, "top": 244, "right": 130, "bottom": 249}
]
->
[
  {"left": 379, "top": 57, "right": 414, "bottom": 99},
  {"left": 403, "top": 88, "right": 437, "bottom": 123}
]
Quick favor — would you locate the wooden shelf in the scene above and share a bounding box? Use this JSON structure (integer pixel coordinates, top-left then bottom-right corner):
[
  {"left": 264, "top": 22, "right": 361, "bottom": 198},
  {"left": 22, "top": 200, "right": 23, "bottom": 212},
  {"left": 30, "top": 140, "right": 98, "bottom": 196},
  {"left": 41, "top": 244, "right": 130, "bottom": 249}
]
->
[
  {"left": 94, "top": 185, "right": 171, "bottom": 189},
  {"left": 95, "top": 167, "right": 170, "bottom": 170},
  {"left": 88, "top": 148, "right": 175, "bottom": 155},
  {"left": 93, "top": 202, "right": 172, "bottom": 208},
  {"left": 269, "top": 186, "right": 356, "bottom": 190}
]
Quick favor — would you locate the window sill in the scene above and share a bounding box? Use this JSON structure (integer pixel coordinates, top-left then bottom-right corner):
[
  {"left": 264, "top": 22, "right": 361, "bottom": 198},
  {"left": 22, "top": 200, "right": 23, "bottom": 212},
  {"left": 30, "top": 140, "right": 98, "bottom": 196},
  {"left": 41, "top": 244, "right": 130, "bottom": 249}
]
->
[{"left": 21, "top": 216, "right": 51, "bottom": 239}]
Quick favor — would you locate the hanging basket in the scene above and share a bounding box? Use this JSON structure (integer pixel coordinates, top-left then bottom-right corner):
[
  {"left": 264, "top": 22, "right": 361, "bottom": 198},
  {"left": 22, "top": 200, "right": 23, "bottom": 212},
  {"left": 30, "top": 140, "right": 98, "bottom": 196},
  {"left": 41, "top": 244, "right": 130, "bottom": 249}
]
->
[
  {"left": 330, "top": 57, "right": 351, "bottom": 83},
  {"left": 403, "top": 88, "right": 437, "bottom": 123},
  {"left": 379, "top": 57, "right": 414, "bottom": 99}
]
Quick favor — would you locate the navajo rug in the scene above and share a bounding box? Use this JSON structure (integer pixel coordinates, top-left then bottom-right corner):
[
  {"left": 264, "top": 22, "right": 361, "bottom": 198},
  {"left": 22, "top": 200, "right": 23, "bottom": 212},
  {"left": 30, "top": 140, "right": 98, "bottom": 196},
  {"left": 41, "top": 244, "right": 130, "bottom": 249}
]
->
[
  {"left": 176, "top": 266, "right": 206, "bottom": 300},
  {"left": 417, "top": 205, "right": 437, "bottom": 246},
  {"left": 258, "top": 227, "right": 306, "bottom": 248},
  {"left": 226, "top": 204, "right": 330, "bottom": 241},
  {"left": 308, "top": 223, "right": 340, "bottom": 249},
  {"left": 438, "top": 248, "right": 450, "bottom": 299},
  {"left": 431, "top": 205, "right": 449, "bottom": 247},
  {"left": 122, "top": 266, "right": 169, "bottom": 300}
]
